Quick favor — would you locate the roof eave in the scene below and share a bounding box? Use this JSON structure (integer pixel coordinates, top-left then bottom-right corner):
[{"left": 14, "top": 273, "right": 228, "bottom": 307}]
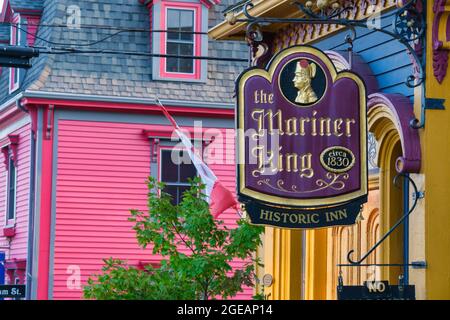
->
[{"left": 209, "top": 0, "right": 301, "bottom": 40}]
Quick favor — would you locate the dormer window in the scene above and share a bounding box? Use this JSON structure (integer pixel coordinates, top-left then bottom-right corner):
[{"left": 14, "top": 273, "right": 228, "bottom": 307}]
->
[
  {"left": 149, "top": 0, "right": 209, "bottom": 82},
  {"left": 9, "top": 13, "right": 21, "bottom": 93},
  {"left": 166, "top": 8, "right": 195, "bottom": 74}
]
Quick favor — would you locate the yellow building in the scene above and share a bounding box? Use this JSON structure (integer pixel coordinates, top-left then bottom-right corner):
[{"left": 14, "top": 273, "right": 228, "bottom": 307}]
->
[{"left": 210, "top": 0, "right": 450, "bottom": 300}]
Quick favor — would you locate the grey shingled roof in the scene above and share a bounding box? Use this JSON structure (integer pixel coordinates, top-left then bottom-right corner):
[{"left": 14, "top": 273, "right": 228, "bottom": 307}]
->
[
  {"left": 0, "top": 0, "right": 248, "bottom": 106},
  {"left": 10, "top": 0, "right": 44, "bottom": 11},
  {"left": 222, "top": 0, "right": 248, "bottom": 14},
  {"left": 0, "top": 25, "right": 9, "bottom": 43}
]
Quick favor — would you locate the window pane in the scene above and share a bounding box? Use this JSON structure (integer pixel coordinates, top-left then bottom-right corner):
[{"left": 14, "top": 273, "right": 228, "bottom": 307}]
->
[
  {"left": 179, "top": 43, "right": 193, "bottom": 56},
  {"left": 7, "top": 157, "right": 16, "bottom": 220},
  {"left": 178, "top": 186, "right": 190, "bottom": 203},
  {"left": 167, "top": 42, "right": 178, "bottom": 55},
  {"left": 166, "top": 42, "right": 179, "bottom": 73},
  {"left": 161, "top": 150, "right": 178, "bottom": 182},
  {"left": 167, "top": 9, "right": 180, "bottom": 40},
  {"left": 167, "top": 31, "right": 179, "bottom": 41},
  {"left": 167, "top": 10, "right": 180, "bottom": 30},
  {"left": 178, "top": 44, "right": 193, "bottom": 73},
  {"left": 180, "top": 160, "right": 196, "bottom": 183},
  {"left": 14, "top": 67, "right": 19, "bottom": 83},
  {"left": 163, "top": 185, "right": 178, "bottom": 206},
  {"left": 179, "top": 59, "right": 193, "bottom": 74},
  {"left": 180, "top": 10, "right": 194, "bottom": 41},
  {"left": 167, "top": 58, "right": 179, "bottom": 73},
  {"left": 180, "top": 10, "right": 194, "bottom": 29}
]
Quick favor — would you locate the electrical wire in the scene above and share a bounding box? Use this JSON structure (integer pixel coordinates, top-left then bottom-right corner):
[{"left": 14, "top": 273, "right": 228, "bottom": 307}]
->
[
  {"left": 5, "top": 21, "right": 210, "bottom": 48},
  {"left": 0, "top": 21, "right": 209, "bottom": 34},
  {"left": 36, "top": 46, "right": 248, "bottom": 62},
  {"left": 1, "top": 22, "right": 247, "bottom": 63}
]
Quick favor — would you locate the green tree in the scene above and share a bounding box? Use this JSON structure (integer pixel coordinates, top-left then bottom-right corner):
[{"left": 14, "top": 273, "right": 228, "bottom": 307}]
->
[{"left": 84, "top": 177, "right": 264, "bottom": 300}]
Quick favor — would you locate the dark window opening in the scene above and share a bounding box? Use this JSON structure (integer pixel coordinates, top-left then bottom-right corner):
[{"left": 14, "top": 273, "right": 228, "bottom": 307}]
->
[
  {"left": 7, "top": 153, "right": 16, "bottom": 221},
  {"left": 160, "top": 149, "right": 196, "bottom": 205}
]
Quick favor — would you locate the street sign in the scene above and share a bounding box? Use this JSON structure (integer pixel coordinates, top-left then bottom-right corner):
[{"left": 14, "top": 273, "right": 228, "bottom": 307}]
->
[
  {"left": 0, "top": 285, "right": 26, "bottom": 299},
  {"left": 337, "top": 281, "right": 416, "bottom": 300}
]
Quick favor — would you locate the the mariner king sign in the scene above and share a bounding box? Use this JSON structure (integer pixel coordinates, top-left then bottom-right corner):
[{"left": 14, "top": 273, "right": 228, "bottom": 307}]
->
[{"left": 237, "top": 46, "right": 368, "bottom": 229}]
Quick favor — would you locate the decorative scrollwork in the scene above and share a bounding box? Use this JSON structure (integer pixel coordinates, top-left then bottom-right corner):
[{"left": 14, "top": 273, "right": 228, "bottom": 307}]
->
[
  {"left": 292, "top": 1, "right": 355, "bottom": 21},
  {"left": 346, "top": 173, "right": 420, "bottom": 265},
  {"left": 256, "top": 172, "right": 349, "bottom": 194},
  {"left": 393, "top": 4, "right": 425, "bottom": 42},
  {"left": 368, "top": 132, "right": 378, "bottom": 170},
  {"left": 235, "top": 0, "right": 427, "bottom": 128}
]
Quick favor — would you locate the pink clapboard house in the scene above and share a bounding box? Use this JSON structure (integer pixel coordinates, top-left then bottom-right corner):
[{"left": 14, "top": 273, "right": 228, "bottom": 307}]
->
[{"left": 0, "top": 0, "right": 252, "bottom": 299}]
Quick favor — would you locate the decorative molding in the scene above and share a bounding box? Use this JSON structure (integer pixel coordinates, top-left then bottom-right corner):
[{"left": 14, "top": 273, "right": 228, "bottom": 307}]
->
[
  {"left": 432, "top": 0, "right": 450, "bottom": 83},
  {"left": 143, "top": 127, "right": 214, "bottom": 163},
  {"left": 325, "top": 50, "right": 379, "bottom": 94},
  {"left": 150, "top": 137, "right": 160, "bottom": 163},
  {"left": 1, "top": 133, "right": 19, "bottom": 170},
  {"left": 139, "top": 0, "right": 221, "bottom": 9},
  {"left": 249, "top": 33, "right": 274, "bottom": 68},
  {"left": 368, "top": 93, "right": 421, "bottom": 173},
  {"left": 0, "top": 0, "right": 12, "bottom": 23},
  {"left": 44, "top": 105, "right": 54, "bottom": 140},
  {"left": 368, "top": 174, "right": 380, "bottom": 191},
  {"left": 4, "top": 258, "right": 27, "bottom": 270},
  {"left": 3, "top": 226, "right": 16, "bottom": 238},
  {"left": 138, "top": 259, "right": 161, "bottom": 269},
  {"left": 199, "top": 0, "right": 221, "bottom": 9},
  {"left": 368, "top": 132, "right": 379, "bottom": 170},
  {"left": 271, "top": 0, "right": 398, "bottom": 53}
]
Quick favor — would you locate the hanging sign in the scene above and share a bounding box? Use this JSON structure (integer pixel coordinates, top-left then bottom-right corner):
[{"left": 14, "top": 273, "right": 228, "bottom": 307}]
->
[
  {"left": 236, "top": 45, "right": 368, "bottom": 229},
  {"left": 337, "top": 281, "right": 416, "bottom": 300}
]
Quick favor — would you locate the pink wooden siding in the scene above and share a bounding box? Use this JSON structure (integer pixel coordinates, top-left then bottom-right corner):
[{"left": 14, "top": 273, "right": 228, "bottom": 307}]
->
[
  {"left": 0, "top": 124, "right": 31, "bottom": 261},
  {"left": 53, "top": 120, "right": 252, "bottom": 300}
]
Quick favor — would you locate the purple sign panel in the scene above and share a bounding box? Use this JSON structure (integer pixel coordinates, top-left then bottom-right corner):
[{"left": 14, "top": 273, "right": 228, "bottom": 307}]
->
[{"left": 236, "top": 46, "right": 368, "bottom": 229}]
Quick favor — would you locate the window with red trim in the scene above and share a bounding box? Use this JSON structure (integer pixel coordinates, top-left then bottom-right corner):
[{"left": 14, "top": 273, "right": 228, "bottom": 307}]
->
[
  {"left": 166, "top": 8, "right": 195, "bottom": 74},
  {"left": 151, "top": 0, "right": 207, "bottom": 82},
  {"left": 6, "top": 151, "right": 16, "bottom": 225},
  {"left": 9, "top": 14, "right": 21, "bottom": 93}
]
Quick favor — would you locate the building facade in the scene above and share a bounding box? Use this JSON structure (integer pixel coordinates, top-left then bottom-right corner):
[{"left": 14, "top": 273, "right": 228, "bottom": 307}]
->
[
  {"left": 210, "top": 0, "right": 450, "bottom": 300},
  {"left": 0, "top": 0, "right": 251, "bottom": 300}
]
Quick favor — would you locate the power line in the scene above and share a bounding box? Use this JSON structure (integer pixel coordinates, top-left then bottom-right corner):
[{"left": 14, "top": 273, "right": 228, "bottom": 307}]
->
[
  {"left": 0, "top": 44, "right": 248, "bottom": 63},
  {"left": 4, "top": 22, "right": 211, "bottom": 48},
  {"left": 0, "top": 21, "right": 248, "bottom": 64},
  {"left": 16, "top": 26, "right": 131, "bottom": 47},
  {"left": 38, "top": 46, "right": 248, "bottom": 62},
  {"left": 0, "top": 21, "right": 209, "bottom": 34}
]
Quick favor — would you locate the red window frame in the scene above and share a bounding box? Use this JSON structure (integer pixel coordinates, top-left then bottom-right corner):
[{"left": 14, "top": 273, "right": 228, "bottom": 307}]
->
[
  {"left": 9, "top": 14, "right": 21, "bottom": 93},
  {"left": 159, "top": 1, "right": 202, "bottom": 80}
]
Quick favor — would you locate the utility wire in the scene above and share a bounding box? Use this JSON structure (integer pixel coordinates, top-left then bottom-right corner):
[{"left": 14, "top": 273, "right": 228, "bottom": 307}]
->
[
  {"left": 37, "top": 46, "right": 248, "bottom": 62},
  {"left": 1, "top": 23, "right": 247, "bottom": 63},
  {"left": 0, "top": 21, "right": 209, "bottom": 34},
  {"left": 7, "top": 23, "right": 210, "bottom": 47}
]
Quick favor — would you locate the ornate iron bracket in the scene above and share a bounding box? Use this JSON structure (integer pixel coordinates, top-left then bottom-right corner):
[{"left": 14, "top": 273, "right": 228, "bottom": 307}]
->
[
  {"left": 432, "top": 0, "right": 450, "bottom": 84},
  {"left": 232, "top": 0, "right": 428, "bottom": 129},
  {"left": 345, "top": 174, "right": 420, "bottom": 266}
]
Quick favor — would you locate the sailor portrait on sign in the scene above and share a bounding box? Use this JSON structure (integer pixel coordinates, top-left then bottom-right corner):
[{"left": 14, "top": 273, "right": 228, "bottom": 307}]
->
[{"left": 293, "top": 59, "right": 318, "bottom": 104}]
